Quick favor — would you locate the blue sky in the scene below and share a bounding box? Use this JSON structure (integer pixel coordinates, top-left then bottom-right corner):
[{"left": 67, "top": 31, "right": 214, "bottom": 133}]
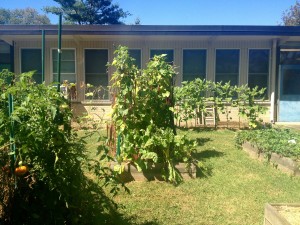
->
[{"left": 0, "top": 0, "right": 297, "bottom": 25}]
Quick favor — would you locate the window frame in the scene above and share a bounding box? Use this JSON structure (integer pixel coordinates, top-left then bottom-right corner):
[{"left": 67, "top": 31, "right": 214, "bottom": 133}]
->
[
  {"left": 51, "top": 48, "right": 77, "bottom": 83},
  {"left": 20, "top": 47, "right": 43, "bottom": 84},
  {"left": 150, "top": 49, "right": 174, "bottom": 64},
  {"left": 247, "top": 48, "right": 271, "bottom": 97},
  {"left": 182, "top": 48, "right": 207, "bottom": 82},
  {"left": 128, "top": 48, "right": 142, "bottom": 69},
  {"left": 84, "top": 48, "right": 110, "bottom": 101},
  {"left": 215, "top": 48, "right": 240, "bottom": 86}
]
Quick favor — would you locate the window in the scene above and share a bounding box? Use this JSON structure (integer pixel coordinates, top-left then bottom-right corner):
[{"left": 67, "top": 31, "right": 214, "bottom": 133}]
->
[
  {"left": 280, "top": 50, "right": 300, "bottom": 65},
  {"left": 85, "top": 49, "right": 108, "bottom": 100},
  {"left": 183, "top": 49, "right": 206, "bottom": 81},
  {"left": 150, "top": 49, "right": 174, "bottom": 64},
  {"left": 215, "top": 49, "right": 239, "bottom": 86},
  {"left": 21, "top": 49, "right": 42, "bottom": 84},
  {"left": 0, "top": 41, "right": 11, "bottom": 71},
  {"left": 52, "top": 49, "right": 76, "bottom": 83},
  {"left": 128, "top": 49, "right": 141, "bottom": 69},
  {"left": 248, "top": 49, "right": 270, "bottom": 91},
  {"left": 282, "top": 67, "right": 300, "bottom": 95}
]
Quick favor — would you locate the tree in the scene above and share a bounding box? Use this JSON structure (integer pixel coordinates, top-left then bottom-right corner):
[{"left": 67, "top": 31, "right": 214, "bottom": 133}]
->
[
  {"left": 281, "top": 0, "right": 300, "bottom": 26},
  {"left": 0, "top": 8, "right": 50, "bottom": 25},
  {"left": 44, "top": 0, "right": 130, "bottom": 25}
]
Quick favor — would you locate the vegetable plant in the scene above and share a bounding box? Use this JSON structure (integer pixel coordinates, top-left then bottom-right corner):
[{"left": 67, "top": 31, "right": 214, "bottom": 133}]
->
[
  {"left": 235, "top": 128, "right": 300, "bottom": 160},
  {"left": 0, "top": 70, "right": 122, "bottom": 225},
  {"left": 110, "top": 46, "right": 196, "bottom": 184}
]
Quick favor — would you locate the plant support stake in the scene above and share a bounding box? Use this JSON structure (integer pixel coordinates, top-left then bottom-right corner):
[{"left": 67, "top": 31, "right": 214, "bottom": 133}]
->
[{"left": 8, "top": 93, "right": 16, "bottom": 188}]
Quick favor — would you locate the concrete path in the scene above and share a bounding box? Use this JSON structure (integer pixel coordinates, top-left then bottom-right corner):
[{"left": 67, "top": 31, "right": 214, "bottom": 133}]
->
[{"left": 274, "top": 122, "right": 300, "bottom": 131}]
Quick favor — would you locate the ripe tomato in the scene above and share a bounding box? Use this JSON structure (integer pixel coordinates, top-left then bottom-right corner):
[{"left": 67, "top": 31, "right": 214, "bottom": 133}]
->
[{"left": 14, "top": 165, "right": 29, "bottom": 176}]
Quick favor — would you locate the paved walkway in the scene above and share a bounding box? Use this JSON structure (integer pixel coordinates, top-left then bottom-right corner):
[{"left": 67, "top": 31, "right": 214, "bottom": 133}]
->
[{"left": 274, "top": 122, "right": 300, "bottom": 131}]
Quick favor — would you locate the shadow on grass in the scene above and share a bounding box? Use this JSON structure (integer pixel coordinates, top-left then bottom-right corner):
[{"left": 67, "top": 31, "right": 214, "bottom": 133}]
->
[
  {"left": 176, "top": 126, "right": 216, "bottom": 133},
  {"left": 195, "top": 137, "right": 212, "bottom": 146},
  {"left": 114, "top": 215, "right": 161, "bottom": 225},
  {"left": 193, "top": 149, "right": 225, "bottom": 178},
  {"left": 194, "top": 149, "right": 225, "bottom": 160}
]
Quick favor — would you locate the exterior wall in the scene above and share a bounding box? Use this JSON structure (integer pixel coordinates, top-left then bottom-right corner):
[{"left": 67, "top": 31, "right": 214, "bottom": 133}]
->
[{"left": 12, "top": 35, "right": 275, "bottom": 123}]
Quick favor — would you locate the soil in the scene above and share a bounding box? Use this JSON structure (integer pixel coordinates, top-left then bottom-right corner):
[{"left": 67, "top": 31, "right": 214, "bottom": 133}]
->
[{"left": 276, "top": 205, "right": 300, "bottom": 225}]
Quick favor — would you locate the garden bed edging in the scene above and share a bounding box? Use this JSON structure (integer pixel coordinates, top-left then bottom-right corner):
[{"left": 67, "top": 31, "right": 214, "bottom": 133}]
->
[
  {"left": 109, "top": 162, "right": 196, "bottom": 182},
  {"left": 242, "top": 142, "right": 300, "bottom": 176}
]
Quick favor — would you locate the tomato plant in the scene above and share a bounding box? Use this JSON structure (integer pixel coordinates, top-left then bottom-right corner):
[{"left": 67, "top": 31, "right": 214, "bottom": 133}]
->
[
  {"left": 110, "top": 46, "right": 196, "bottom": 184},
  {"left": 0, "top": 70, "right": 122, "bottom": 225}
]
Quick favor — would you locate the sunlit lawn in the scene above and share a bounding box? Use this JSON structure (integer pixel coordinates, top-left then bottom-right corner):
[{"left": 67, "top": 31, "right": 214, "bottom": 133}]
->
[{"left": 84, "top": 128, "right": 300, "bottom": 225}]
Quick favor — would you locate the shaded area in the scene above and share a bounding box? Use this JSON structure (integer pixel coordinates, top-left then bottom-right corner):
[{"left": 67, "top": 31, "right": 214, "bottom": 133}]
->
[
  {"left": 194, "top": 149, "right": 225, "bottom": 159},
  {"left": 195, "top": 137, "right": 212, "bottom": 146},
  {"left": 193, "top": 149, "right": 225, "bottom": 178}
]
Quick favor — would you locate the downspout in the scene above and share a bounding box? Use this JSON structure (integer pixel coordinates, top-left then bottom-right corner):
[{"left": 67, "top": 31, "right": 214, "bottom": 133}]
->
[
  {"left": 57, "top": 14, "right": 62, "bottom": 92},
  {"left": 10, "top": 42, "right": 14, "bottom": 73},
  {"left": 274, "top": 40, "right": 281, "bottom": 123},
  {"left": 42, "top": 30, "right": 45, "bottom": 83},
  {"left": 270, "top": 39, "right": 278, "bottom": 123}
]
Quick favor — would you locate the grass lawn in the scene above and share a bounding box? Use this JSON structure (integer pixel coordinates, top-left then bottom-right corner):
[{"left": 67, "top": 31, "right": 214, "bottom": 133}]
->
[{"left": 84, "top": 128, "right": 300, "bottom": 225}]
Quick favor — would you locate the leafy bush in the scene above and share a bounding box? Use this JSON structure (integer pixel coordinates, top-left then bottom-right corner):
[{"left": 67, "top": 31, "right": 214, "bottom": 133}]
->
[
  {"left": 110, "top": 46, "right": 196, "bottom": 184},
  {"left": 174, "top": 78, "right": 267, "bottom": 128},
  {"left": 235, "top": 128, "right": 300, "bottom": 160},
  {"left": 0, "top": 70, "right": 121, "bottom": 224}
]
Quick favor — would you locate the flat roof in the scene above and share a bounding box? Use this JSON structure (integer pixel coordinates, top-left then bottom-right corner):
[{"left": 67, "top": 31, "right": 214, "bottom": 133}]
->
[{"left": 1, "top": 25, "right": 300, "bottom": 36}]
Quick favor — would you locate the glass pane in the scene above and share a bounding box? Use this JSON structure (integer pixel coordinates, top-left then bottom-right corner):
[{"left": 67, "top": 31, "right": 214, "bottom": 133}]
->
[
  {"left": 280, "top": 51, "right": 300, "bottom": 65},
  {"left": 128, "top": 49, "right": 141, "bottom": 69},
  {"left": 52, "top": 49, "right": 75, "bottom": 61},
  {"left": 52, "top": 49, "right": 58, "bottom": 61},
  {"left": 53, "top": 61, "right": 75, "bottom": 73},
  {"left": 85, "top": 49, "right": 108, "bottom": 89},
  {"left": 61, "top": 61, "right": 75, "bottom": 73},
  {"left": 86, "top": 73, "right": 108, "bottom": 87},
  {"left": 215, "top": 74, "right": 238, "bottom": 86},
  {"left": 248, "top": 74, "right": 268, "bottom": 90},
  {"left": 53, "top": 73, "right": 76, "bottom": 83},
  {"left": 282, "top": 68, "right": 300, "bottom": 95},
  {"left": 0, "top": 53, "right": 10, "bottom": 64},
  {"left": 249, "top": 49, "right": 269, "bottom": 73},
  {"left": 85, "top": 49, "right": 108, "bottom": 74},
  {"left": 150, "top": 49, "right": 174, "bottom": 64},
  {"left": 21, "top": 49, "right": 42, "bottom": 83},
  {"left": 183, "top": 49, "right": 206, "bottom": 81},
  {"left": 216, "top": 49, "right": 239, "bottom": 73},
  {"left": 61, "top": 50, "right": 75, "bottom": 60},
  {"left": 0, "top": 43, "right": 10, "bottom": 54}
]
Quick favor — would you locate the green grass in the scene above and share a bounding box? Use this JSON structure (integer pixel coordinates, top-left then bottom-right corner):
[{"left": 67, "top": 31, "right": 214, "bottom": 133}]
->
[{"left": 84, "top": 128, "right": 300, "bottom": 225}]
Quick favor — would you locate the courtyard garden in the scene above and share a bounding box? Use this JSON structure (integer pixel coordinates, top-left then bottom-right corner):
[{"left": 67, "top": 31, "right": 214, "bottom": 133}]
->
[
  {"left": 1, "top": 46, "right": 300, "bottom": 224},
  {"left": 82, "top": 128, "right": 300, "bottom": 225}
]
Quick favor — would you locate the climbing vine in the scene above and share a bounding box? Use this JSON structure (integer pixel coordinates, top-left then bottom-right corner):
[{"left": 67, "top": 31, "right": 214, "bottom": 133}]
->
[{"left": 110, "top": 46, "right": 196, "bottom": 184}]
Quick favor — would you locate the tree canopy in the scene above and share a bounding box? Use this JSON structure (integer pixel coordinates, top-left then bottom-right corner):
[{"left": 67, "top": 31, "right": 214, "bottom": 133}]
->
[
  {"left": 0, "top": 8, "right": 50, "bottom": 25},
  {"left": 44, "top": 0, "right": 130, "bottom": 25},
  {"left": 281, "top": 0, "right": 300, "bottom": 26}
]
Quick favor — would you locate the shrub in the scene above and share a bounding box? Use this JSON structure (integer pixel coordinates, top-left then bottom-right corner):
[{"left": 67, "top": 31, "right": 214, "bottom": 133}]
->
[
  {"left": 235, "top": 128, "right": 300, "bottom": 160},
  {"left": 0, "top": 70, "right": 121, "bottom": 224},
  {"left": 110, "top": 46, "right": 196, "bottom": 184}
]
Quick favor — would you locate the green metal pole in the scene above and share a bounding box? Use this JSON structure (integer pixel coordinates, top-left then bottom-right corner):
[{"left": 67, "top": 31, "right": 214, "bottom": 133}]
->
[
  {"left": 116, "top": 134, "right": 121, "bottom": 156},
  {"left": 8, "top": 93, "right": 16, "bottom": 187},
  {"left": 57, "top": 14, "right": 62, "bottom": 92},
  {"left": 42, "top": 29, "right": 45, "bottom": 83}
]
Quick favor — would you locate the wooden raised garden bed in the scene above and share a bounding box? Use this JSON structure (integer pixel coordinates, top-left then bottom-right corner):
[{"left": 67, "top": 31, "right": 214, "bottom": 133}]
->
[
  {"left": 242, "top": 142, "right": 300, "bottom": 176},
  {"left": 264, "top": 203, "right": 300, "bottom": 225},
  {"left": 110, "top": 162, "right": 196, "bottom": 182}
]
